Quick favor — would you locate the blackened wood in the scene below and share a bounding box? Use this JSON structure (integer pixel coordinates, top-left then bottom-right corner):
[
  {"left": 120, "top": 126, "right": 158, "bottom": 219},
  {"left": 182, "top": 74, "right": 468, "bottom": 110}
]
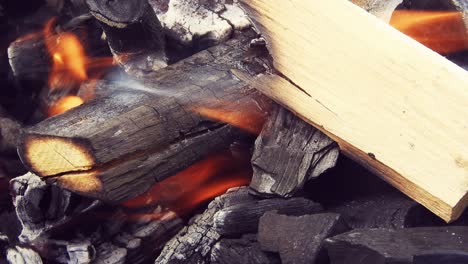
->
[
  {"left": 324, "top": 227, "right": 468, "bottom": 264},
  {"left": 328, "top": 193, "right": 420, "bottom": 229},
  {"left": 210, "top": 234, "right": 280, "bottom": 264},
  {"left": 35, "top": 208, "right": 183, "bottom": 264},
  {"left": 156, "top": 187, "right": 322, "bottom": 264},
  {"left": 213, "top": 197, "right": 323, "bottom": 236},
  {"left": 258, "top": 211, "right": 348, "bottom": 264},
  {"left": 10, "top": 173, "right": 100, "bottom": 242},
  {"left": 251, "top": 105, "right": 339, "bottom": 197},
  {"left": 414, "top": 251, "right": 468, "bottom": 264},
  {"left": 18, "top": 32, "right": 271, "bottom": 202},
  {"left": 86, "top": 0, "right": 167, "bottom": 76},
  {"left": 7, "top": 36, "right": 50, "bottom": 82}
]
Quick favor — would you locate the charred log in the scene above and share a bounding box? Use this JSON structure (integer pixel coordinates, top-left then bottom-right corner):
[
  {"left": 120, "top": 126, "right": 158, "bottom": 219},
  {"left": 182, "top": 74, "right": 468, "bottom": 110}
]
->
[
  {"left": 324, "top": 227, "right": 468, "bottom": 264},
  {"left": 86, "top": 0, "right": 167, "bottom": 76},
  {"left": 250, "top": 105, "right": 339, "bottom": 197},
  {"left": 10, "top": 173, "right": 100, "bottom": 242},
  {"left": 17, "top": 32, "right": 271, "bottom": 202},
  {"left": 156, "top": 187, "right": 322, "bottom": 264},
  {"left": 258, "top": 211, "right": 348, "bottom": 264},
  {"left": 210, "top": 234, "right": 280, "bottom": 264}
]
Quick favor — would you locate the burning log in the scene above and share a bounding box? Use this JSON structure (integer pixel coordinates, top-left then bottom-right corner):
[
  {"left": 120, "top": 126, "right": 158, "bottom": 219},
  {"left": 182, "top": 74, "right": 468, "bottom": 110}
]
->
[
  {"left": 239, "top": 0, "right": 468, "bottom": 222},
  {"left": 10, "top": 173, "right": 100, "bottom": 242},
  {"left": 258, "top": 211, "right": 348, "bottom": 264},
  {"left": 86, "top": 0, "right": 167, "bottom": 76},
  {"left": 210, "top": 234, "right": 281, "bottom": 264},
  {"left": 17, "top": 32, "right": 271, "bottom": 202},
  {"left": 324, "top": 227, "right": 468, "bottom": 264},
  {"left": 250, "top": 105, "right": 339, "bottom": 197},
  {"left": 156, "top": 187, "right": 322, "bottom": 264}
]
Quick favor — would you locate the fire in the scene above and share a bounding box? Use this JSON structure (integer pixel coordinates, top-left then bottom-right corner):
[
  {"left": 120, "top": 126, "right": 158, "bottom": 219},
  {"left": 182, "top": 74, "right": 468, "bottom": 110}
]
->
[
  {"left": 14, "top": 18, "right": 115, "bottom": 116},
  {"left": 122, "top": 150, "right": 252, "bottom": 219},
  {"left": 390, "top": 10, "right": 468, "bottom": 54},
  {"left": 193, "top": 104, "right": 267, "bottom": 135},
  {"left": 47, "top": 96, "right": 84, "bottom": 116}
]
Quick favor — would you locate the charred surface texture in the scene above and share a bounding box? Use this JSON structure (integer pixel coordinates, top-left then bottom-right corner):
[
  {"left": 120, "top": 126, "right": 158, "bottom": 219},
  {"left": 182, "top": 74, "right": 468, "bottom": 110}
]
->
[
  {"left": 18, "top": 32, "right": 271, "bottom": 202},
  {"left": 258, "top": 211, "right": 348, "bottom": 264},
  {"left": 211, "top": 234, "right": 280, "bottom": 264},
  {"left": 86, "top": 0, "right": 168, "bottom": 76},
  {"left": 10, "top": 173, "right": 100, "bottom": 242},
  {"left": 156, "top": 187, "right": 322, "bottom": 264},
  {"left": 251, "top": 105, "right": 339, "bottom": 197},
  {"left": 324, "top": 227, "right": 468, "bottom": 264}
]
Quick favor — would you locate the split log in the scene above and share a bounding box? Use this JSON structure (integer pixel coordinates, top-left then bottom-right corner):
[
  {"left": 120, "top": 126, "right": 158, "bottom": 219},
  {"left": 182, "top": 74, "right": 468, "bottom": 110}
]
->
[
  {"left": 239, "top": 0, "right": 468, "bottom": 222},
  {"left": 250, "top": 105, "right": 339, "bottom": 197},
  {"left": 155, "top": 187, "right": 322, "bottom": 264},
  {"left": 86, "top": 0, "right": 167, "bottom": 76},
  {"left": 17, "top": 32, "right": 271, "bottom": 202},
  {"left": 414, "top": 251, "right": 468, "bottom": 264},
  {"left": 210, "top": 234, "right": 281, "bottom": 264},
  {"left": 258, "top": 211, "right": 348, "bottom": 264},
  {"left": 10, "top": 173, "right": 100, "bottom": 242},
  {"left": 324, "top": 227, "right": 468, "bottom": 264}
]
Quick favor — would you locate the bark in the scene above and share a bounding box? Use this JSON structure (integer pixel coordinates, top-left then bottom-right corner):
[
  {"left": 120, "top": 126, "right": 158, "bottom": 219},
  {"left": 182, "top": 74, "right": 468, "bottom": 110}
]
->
[{"left": 18, "top": 31, "right": 271, "bottom": 203}]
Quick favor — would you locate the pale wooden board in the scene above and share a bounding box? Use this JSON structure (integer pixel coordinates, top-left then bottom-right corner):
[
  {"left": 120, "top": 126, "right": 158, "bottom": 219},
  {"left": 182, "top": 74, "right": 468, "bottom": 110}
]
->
[{"left": 239, "top": 0, "right": 468, "bottom": 222}]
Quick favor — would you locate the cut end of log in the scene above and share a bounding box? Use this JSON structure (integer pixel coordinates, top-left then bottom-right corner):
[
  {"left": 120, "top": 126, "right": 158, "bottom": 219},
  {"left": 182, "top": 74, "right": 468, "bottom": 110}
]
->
[
  {"left": 55, "top": 171, "right": 103, "bottom": 194},
  {"left": 19, "top": 135, "right": 95, "bottom": 177}
]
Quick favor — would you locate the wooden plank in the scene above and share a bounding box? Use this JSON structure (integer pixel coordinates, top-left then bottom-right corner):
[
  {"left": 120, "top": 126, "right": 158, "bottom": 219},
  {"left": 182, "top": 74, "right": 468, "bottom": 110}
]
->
[{"left": 238, "top": 0, "right": 468, "bottom": 222}]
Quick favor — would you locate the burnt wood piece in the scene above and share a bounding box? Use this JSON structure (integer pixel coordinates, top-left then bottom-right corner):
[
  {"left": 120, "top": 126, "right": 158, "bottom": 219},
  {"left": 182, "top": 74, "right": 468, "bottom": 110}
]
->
[
  {"left": 351, "top": 0, "right": 403, "bottom": 22},
  {"left": 328, "top": 192, "right": 421, "bottom": 229},
  {"left": 35, "top": 208, "right": 183, "bottom": 264},
  {"left": 156, "top": 187, "right": 322, "bottom": 264},
  {"left": 414, "top": 251, "right": 468, "bottom": 264},
  {"left": 18, "top": 32, "right": 271, "bottom": 202},
  {"left": 10, "top": 173, "right": 100, "bottom": 242},
  {"left": 86, "top": 0, "right": 167, "bottom": 76},
  {"left": 210, "top": 234, "right": 281, "bottom": 264},
  {"left": 258, "top": 211, "right": 348, "bottom": 264},
  {"left": 213, "top": 197, "right": 323, "bottom": 236},
  {"left": 324, "top": 227, "right": 468, "bottom": 264},
  {"left": 251, "top": 105, "right": 339, "bottom": 197},
  {"left": 7, "top": 35, "right": 50, "bottom": 83}
]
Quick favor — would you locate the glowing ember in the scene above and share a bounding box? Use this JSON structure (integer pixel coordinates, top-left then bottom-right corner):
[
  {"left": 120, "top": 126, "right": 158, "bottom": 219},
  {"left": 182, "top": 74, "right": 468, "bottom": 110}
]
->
[
  {"left": 193, "top": 106, "right": 267, "bottom": 135},
  {"left": 390, "top": 10, "right": 468, "bottom": 54},
  {"left": 47, "top": 96, "right": 84, "bottom": 116},
  {"left": 122, "top": 151, "right": 252, "bottom": 219}
]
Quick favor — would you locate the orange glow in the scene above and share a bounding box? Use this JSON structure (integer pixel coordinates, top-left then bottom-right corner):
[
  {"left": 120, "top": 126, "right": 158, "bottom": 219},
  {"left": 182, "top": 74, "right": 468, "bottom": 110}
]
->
[
  {"left": 44, "top": 19, "right": 88, "bottom": 90},
  {"left": 390, "top": 10, "right": 468, "bottom": 54},
  {"left": 122, "top": 150, "right": 252, "bottom": 218},
  {"left": 47, "top": 96, "right": 84, "bottom": 116},
  {"left": 13, "top": 18, "right": 115, "bottom": 116},
  {"left": 193, "top": 106, "right": 267, "bottom": 135}
]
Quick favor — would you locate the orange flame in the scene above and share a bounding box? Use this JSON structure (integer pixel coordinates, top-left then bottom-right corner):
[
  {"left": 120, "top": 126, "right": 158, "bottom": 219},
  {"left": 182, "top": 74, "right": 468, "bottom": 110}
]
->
[
  {"left": 390, "top": 10, "right": 468, "bottom": 54},
  {"left": 13, "top": 18, "right": 115, "bottom": 116},
  {"left": 122, "top": 150, "right": 252, "bottom": 219},
  {"left": 47, "top": 96, "right": 84, "bottom": 116}
]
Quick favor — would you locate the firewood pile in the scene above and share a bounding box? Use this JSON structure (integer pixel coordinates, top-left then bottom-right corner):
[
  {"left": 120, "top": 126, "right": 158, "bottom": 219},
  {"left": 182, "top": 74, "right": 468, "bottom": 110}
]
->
[{"left": 0, "top": 0, "right": 467, "bottom": 263}]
